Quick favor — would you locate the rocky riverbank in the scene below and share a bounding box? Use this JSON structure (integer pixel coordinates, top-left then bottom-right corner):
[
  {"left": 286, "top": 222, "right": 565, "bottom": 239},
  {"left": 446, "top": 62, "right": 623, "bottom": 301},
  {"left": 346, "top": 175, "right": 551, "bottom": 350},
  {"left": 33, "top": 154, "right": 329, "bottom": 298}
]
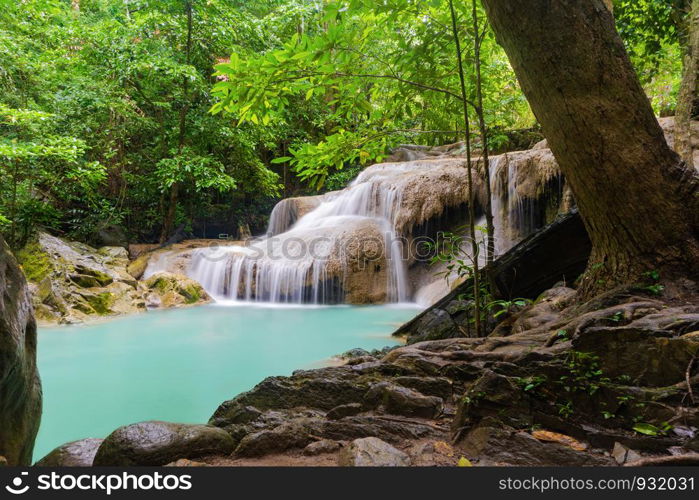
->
[
  {"left": 36, "top": 282, "right": 699, "bottom": 467},
  {"left": 17, "top": 232, "right": 212, "bottom": 325}
]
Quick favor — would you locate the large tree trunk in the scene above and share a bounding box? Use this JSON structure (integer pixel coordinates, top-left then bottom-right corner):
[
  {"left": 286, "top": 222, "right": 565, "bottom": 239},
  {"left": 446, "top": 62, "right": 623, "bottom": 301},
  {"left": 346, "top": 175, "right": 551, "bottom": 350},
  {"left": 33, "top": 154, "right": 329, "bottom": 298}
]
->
[
  {"left": 480, "top": 0, "right": 699, "bottom": 295},
  {"left": 677, "top": 0, "right": 699, "bottom": 167}
]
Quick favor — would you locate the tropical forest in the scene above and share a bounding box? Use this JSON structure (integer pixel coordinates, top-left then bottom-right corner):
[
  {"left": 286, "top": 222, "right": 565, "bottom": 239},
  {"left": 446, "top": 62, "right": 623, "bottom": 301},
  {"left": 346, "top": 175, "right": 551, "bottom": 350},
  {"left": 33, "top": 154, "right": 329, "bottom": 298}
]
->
[{"left": 0, "top": 0, "right": 698, "bottom": 471}]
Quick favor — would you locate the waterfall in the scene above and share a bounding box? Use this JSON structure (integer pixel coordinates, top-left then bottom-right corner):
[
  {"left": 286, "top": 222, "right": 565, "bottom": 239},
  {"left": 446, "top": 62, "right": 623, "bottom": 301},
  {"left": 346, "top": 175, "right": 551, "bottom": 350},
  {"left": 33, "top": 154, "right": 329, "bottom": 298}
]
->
[
  {"left": 185, "top": 164, "right": 415, "bottom": 304},
  {"left": 144, "top": 148, "right": 567, "bottom": 307}
]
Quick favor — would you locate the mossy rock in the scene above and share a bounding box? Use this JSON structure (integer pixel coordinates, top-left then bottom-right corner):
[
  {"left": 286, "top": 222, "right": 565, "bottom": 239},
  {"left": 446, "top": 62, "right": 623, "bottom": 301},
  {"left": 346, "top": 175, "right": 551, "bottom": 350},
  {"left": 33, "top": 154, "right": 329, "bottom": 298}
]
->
[
  {"left": 78, "top": 291, "right": 116, "bottom": 315},
  {"left": 16, "top": 240, "right": 53, "bottom": 282},
  {"left": 144, "top": 272, "right": 210, "bottom": 308},
  {"left": 127, "top": 254, "right": 151, "bottom": 280},
  {"left": 180, "top": 284, "right": 203, "bottom": 304}
]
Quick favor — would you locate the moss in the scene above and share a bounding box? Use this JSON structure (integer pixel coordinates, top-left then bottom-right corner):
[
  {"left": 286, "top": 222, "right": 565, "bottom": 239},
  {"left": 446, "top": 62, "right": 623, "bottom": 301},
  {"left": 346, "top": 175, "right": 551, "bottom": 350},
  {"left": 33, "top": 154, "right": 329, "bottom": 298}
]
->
[
  {"left": 180, "top": 284, "right": 202, "bottom": 304},
  {"left": 83, "top": 292, "right": 115, "bottom": 315},
  {"left": 153, "top": 277, "right": 173, "bottom": 294},
  {"left": 16, "top": 241, "right": 53, "bottom": 282},
  {"left": 127, "top": 254, "right": 150, "bottom": 279}
]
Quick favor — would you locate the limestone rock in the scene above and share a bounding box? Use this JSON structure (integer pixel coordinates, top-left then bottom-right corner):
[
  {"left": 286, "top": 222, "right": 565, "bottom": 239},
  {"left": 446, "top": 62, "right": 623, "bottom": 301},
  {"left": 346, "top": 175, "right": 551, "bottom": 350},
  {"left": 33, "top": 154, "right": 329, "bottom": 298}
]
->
[
  {"left": 35, "top": 438, "right": 103, "bottom": 467},
  {"left": 338, "top": 437, "right": 411, "bottom": 466},
  {"left": 0, "top": 237, "right": 42, "bottom": 465},
  {"left": 17, "top": 232, "right": 146, "bottom": 324},
  {"left": 144, "top": 272, "right": 211, "bottom": 309},
  {"left": 93, "top": 421, "right": 236, "bottom": 466}
]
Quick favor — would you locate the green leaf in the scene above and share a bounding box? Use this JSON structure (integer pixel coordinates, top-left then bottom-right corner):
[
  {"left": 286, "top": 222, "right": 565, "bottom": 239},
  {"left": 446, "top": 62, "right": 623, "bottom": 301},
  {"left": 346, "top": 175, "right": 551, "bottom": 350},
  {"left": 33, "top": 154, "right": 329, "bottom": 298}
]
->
[
  {"left": 271, "top": 156, "right": 293, "bottom": 164},
  {"left": 632, "top": 423, "right": 660, "bottom": 436}
]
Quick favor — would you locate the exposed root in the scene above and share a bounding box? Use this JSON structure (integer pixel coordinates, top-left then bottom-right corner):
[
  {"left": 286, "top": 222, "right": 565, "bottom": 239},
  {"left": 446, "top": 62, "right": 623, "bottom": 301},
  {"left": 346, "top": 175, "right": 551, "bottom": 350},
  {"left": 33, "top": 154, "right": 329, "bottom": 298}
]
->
[{"left": 625, "top": 454, "right": 699, "bottom": 467}]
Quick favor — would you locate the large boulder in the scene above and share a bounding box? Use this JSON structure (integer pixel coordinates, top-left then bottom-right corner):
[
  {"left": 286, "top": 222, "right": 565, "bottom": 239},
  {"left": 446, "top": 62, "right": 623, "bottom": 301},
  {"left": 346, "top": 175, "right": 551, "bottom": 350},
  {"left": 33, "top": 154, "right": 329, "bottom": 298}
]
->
[
  {"left": 17, "top": 232, "right": 146, "bottom": 324},
  {"left": 93, "top": 421, "right": 236, "bottom": 466},
  {"left": 0, "top": 237, "right": 42, "bottom": 465},
  {"left": 35, "top": 438, "right": 103, "bottom": 467}
]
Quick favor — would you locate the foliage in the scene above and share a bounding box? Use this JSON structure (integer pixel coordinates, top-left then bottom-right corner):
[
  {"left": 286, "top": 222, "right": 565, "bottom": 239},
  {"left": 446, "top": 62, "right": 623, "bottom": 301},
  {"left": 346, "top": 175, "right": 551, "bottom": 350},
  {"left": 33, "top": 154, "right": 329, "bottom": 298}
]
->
[
  {"left": 0, "top": 0, "right": 283, "bottom": 245},
  {"left": 615, "top": 0, "right": 687, "bottom": 113},
  {"left": 486, "top": 298, "right": 532, "bottom": 318},
  {"left": 0, "top": 103, "right": 105, "bottom": 246},
  {"left": 212, "top": 0, "right": 532, "bottom": 188},
  {"left": 0, "top": 0, "right": 687, "bottom": 246}
]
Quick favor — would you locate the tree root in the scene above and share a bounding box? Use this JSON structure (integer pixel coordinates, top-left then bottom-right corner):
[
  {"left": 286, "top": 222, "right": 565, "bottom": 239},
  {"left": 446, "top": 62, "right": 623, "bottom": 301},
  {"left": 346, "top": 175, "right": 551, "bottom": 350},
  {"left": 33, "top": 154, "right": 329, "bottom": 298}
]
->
[{"left": 625, "top": 454, "right": 699, "bottom": 466}]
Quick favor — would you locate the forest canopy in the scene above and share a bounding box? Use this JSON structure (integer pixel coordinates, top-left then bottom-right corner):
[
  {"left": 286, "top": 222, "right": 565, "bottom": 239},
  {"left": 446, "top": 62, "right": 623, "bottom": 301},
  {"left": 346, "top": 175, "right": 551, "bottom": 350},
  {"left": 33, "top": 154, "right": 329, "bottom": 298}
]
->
[{"left": 0, "top": 0, "right": 687, "bottom": 247}]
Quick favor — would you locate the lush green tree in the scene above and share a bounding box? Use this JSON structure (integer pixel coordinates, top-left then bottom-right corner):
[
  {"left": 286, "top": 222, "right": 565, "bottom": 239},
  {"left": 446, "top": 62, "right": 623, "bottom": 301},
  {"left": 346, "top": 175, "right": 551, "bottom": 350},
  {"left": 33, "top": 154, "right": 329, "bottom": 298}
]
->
[
  {"left": 212, "top": 0, "right": 532, "bottom": 188},
  {"left": 0, "top": 0, "right": 287, "bottom": 244},
  {"left": 0, "top": 104, "right": 106, "bottom": 247}
]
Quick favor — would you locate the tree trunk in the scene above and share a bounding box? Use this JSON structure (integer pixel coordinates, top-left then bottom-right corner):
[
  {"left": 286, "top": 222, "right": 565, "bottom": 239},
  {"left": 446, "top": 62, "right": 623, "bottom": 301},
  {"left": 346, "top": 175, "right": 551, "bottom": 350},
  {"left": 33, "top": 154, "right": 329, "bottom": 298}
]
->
[
  {"left": 480, "top": 0, "right": 699, "bottom": 295},
  {"left": 160, "top": 0, "right": 193, "bottom": 244},
  {"left": 472, "top": 0, "right": 495, "bottom": 267},
  {"left": 449, "top": 0, "right": 482, "bottom": 335},
  {"left": 677, "top": 0, "right": 699, "bottom": 167}
]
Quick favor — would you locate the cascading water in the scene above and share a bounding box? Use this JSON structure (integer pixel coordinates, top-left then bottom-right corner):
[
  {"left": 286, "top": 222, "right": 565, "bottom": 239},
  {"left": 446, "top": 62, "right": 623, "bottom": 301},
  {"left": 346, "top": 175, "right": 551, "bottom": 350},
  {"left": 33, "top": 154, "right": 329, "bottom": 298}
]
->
[
  {"left": 144, "top": 147, "right": 567, "bottom": 307},
  {"left": 186, "top": 163, "right": 416, "bottom": 304}
]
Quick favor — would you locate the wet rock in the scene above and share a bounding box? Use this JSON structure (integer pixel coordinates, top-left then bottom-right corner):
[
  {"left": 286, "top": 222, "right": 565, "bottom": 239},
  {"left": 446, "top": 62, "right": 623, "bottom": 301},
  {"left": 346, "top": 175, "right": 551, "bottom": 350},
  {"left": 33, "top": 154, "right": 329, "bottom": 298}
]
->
[
  {"left": 303, "top": 440, "right": 342, "bottom": 456},
  {"left": 210, "top": 367, "right": 372, "bottom": 427},
  {"left": 0, "top": 237, "right": 41, "bottom": 466},
  {"left": 338, "top": 437, "right": 411, "bottom": 466},
  {"left": 144, "top": 272, "right": 211, "bottom": 309},
  {"left": 320, "top": 415, "right": 438, "bottom": 443},
  {"left": 405, "top": 308, "right": 457, "bottom": 344},
  {"left": 393, "top": 376, "right": 453, "bottom": 400},
  {"left": 35, "top": 438, "right": 103, "bottom": 467},
  {"left": 459, "top": 421, "right": 612, "bottom": 466},
  {"left": 364, "top": 382, "right": 443, "bottom": 419},
  {"left": 93, "top": 421, "right": 236, "bottom": 466},
  {"left": 326, "top": 403, "right": 363, "bottom": 420},
  {"left": 235, "top": 421, "right": 316, "bottom": 457}
]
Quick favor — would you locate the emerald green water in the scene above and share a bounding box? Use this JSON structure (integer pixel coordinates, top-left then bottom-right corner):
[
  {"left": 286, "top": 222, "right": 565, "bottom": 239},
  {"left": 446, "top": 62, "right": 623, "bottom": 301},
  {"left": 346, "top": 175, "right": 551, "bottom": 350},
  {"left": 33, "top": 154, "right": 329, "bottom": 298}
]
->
[{"left": 35, "top": 303, "right": 419, "bottom": 461}]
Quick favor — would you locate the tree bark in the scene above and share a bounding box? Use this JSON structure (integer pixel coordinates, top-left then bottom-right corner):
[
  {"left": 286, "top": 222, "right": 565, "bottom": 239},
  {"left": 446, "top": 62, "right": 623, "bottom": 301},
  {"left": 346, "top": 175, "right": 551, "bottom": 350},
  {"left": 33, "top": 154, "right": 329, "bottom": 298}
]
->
[
  {"left": 677, "top": 0, "right": 699, "bottom": 167},
  {"left": 160, "top": 0, "right": 193, "bottom": 244},
  {"left": 480, "top": 0, "right": 699, "bottom": 295}
]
